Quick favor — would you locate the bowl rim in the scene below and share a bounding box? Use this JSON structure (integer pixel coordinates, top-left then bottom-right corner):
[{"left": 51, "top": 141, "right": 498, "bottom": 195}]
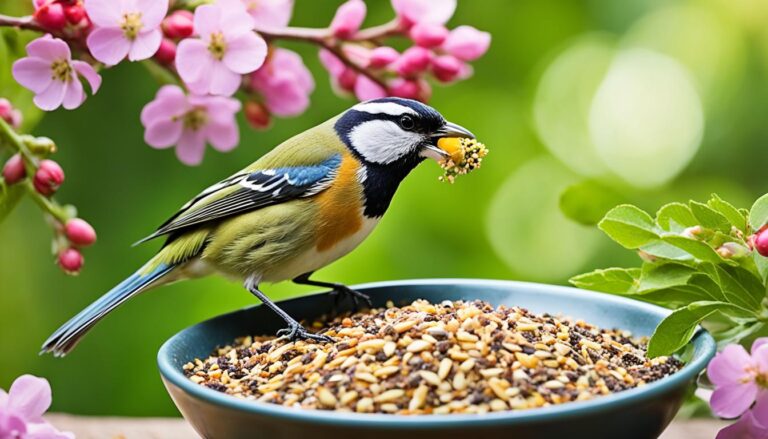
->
[{"left": 158, "top": 278, "right": 716, "bottom": 428}]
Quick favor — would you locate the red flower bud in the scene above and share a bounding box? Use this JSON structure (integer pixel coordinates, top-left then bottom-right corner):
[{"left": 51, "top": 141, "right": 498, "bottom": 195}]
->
[
  {"left": 33, "top": 160, "right": 65, "bottom": 196},
  {"left": 244, "top": 101, "right": 271, "bottom": 130},
  {"left": 162, "top": 10, "right": 194, "bottom": 39},
  {"left": 65, "top": 218, "right": 97, "bottom": 247},
  {"left": 369, "top": 46, "right": 399, "bottom": 68},
  {"left": 431, "top": 55, "right": 463, "bottom": 83},
  {"left": 754, "top": 228, "right": 768, "bottom": 257},
  {"left": 0, "top": 98, "right": 22, "bottom": 129},
  {"left": 2, "top": 154, "right": 26, "bottom": 184},
  {"left": 34, "top": 2, "right": 68, "bottom": 31},
  {"left": 338, "top": 68, "right": 358, "bottom": 92},
  {"left": 154, "top": 39, "right": 177, "bottom": 65},
  {"left": 58, "top": 248, "right": 84, "bottom": 274},
  {"left": 63, "top": 2, "right": 86, "bottom": 25},
  {"left": 409, "top": 23, "right": 449, "bottom": 48}
]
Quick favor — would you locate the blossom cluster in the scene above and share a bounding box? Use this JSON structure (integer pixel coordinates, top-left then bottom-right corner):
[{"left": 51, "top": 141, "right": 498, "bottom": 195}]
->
[
  {"left": 708, "top": 337, "right": 768, "bottom": 438},
  {"left": 8, "top": 0, "right": 490, "bottom": 165},
  {"left": 0, "top": 374, "right": 73, "bottom": 439}
]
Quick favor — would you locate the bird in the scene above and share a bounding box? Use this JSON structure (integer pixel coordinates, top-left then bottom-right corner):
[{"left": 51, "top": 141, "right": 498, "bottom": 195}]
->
[{"left": 41, "top": 97, "right": 475, "bottom": 356}]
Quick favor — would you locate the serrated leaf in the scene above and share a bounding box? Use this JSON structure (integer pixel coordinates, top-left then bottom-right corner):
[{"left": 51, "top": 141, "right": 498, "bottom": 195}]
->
[
  {"left": 570, "top": 268, "right": 639, "bottom": 294},
  {"left": 656, "top": 202, "right": 698, "bottom": 232},
  {"left": 661, "top": 235, "right": 734, "bottom": 264},
  {"left": 708, "top": 194, "right": 747, "bottom": 232},
  {"left": 0, "top": 180, "right": 24, "bottom": 222},
  {"left": 749, "top": 194, "right": 768, "bottom": 231},
  {"left": 598, "top": 205, "right": 659, "bottom": 249},
  {"left": 689, "top": 201, "right": 731, "bottom": 233},
  {"left": 647, "top": 301, "right": 729, "bottom": 357}
]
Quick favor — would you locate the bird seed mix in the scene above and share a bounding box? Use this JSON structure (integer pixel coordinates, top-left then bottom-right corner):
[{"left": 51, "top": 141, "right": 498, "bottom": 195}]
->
[{"left": 184, "top": 299, "right": 682, "bottom": 415}]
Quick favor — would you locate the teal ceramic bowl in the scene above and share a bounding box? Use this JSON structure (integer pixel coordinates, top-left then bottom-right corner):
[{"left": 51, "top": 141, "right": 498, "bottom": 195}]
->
[{"left": 158, "top": 279, "right": 715, "bottom": 439}]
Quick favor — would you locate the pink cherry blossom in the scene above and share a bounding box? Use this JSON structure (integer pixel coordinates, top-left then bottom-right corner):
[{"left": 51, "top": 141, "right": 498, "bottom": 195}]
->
[
  {"left": 319, "top": 49, "right": 357, "bottom": 94},
  {"left": 443, "top": 25, "right": 491, "bottom": 61},
  {"left": 354, "top": 76, "right": 386, "bottom": 101},
  {"left": 389, "top": 77, "right": 431, "bottom": 102},
  {"left": 84, "top": 0, "right": 167, "bottom": 65},
  {"left": 708, "top": 338, "right": 768, "bottom": 419},
  {"left": 717, "top": 408, "right": 768, "bottom": 439},
  {"left": 391, "top": 0, "right": 456, "bottom": 26},
  {"left": 176, "top": 0, "right": 267, "bottom": 96},
  {"left": 369, "top": 46, "right": 399, "bottom": 68},
  {"left": 250, "top": 48, "right": 314, "bottom": 117},
  {"left": 409, "top": 23, "right": 448, "bottom": 48},
  {"left": 0, "top": 98, "right": 23, "bottom": 129},
  {"left": 242, "top": 0, "right": 294, "bottom": 28},
  {"left": 432, "top": 54, "right": 464, "bottom": 82},
  {"left": 394, "top": 46, "right": 432, "bottom": 76},
  {"left": 141, "top": 85, "right": 241, "bottom": 165},
  {"left": 330, "top": 0, "right": 366, "bottom": 39},
  {"left": 0, "top": 374, "right": 74, "bottom": 439},
  {"left": 12, "top": 35, "right": 101, "bottom": 111}
]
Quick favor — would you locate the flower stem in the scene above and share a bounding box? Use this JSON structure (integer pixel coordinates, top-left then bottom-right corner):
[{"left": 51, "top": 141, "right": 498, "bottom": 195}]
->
[{"left": 0, "top": 14, "right": 43, "bottom": 32}]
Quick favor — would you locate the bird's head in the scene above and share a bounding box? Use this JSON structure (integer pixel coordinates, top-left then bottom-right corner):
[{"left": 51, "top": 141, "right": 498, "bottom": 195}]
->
[{"left": 334, "top": 97, "right": 475, "bottom": 169}]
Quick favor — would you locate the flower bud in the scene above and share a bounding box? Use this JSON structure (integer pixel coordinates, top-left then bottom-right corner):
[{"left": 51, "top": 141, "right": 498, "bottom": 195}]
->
[
  {"left": 33, "top": 160, "right": 65, "bottom": 196},
  {"left": 754, "top": 228, "right": 768, "bottom": 257},
  {"left": 330, "top": 0, "right": 366, "bottom": 39},
  {"left": 65, "top": 218, "right": 97, "bottom": 247},
  {"left": 395, "top": 46, "right": 432, "bottom": 76},
  {"left": 63, "top": 1, "right": 86, "bottom": 25},
  {"left": 244, "top": 101, "right": 271, "bottom": 130},
  {"left": 431, "top": 55, "right": 463, "bottom": 82},
  {"left": 717, "top": 242, "right": 749, "bottom": 259},
  {"left": 58, "top": 248, "right": 84, "bottom": 274},
  {"left": 34, "top": 2, "right": 67, "bottom": 31},
  {"left": 409, "top": 23, "right": 448, "bottom": 48},
  {"left": 154, "top": 39, "right": 177, "bottom": 64},
  {"left": 338, "top": 68, "right": 358, "bottom": 92},
  {"left": 162, "top": 10, "right": 194, "bottom": 39},
  {"left": 443, "top": 25, "right": 491, "bottom": 62},
  {"left": 389, "top": 78, "right": 431, "bottom": 102},
  {"left": 0, "top": 98, "right": 22, "bottom": 129},
  {"left": 2, "top": 154, "right": 26, "bottom": 184},
  {"left": 637, "top": 250, "right": 658, "bottom": 263},
  {"left": 369, "top": 46, "right": 399, "bottom": 68},
  {"left": 681, "top": 225, "right": 703, "bottom": 239}
]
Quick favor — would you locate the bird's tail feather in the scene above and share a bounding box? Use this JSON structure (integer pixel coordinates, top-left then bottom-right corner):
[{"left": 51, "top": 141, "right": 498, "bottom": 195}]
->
[{"left": 41, "top": 262, "right": 176, "bottom": 357}]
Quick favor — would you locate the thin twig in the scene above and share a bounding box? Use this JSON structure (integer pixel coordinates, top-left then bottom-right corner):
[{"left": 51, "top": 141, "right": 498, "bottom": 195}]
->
[{"left": 0, "top": 14, "right": 43, "bottom": 32}]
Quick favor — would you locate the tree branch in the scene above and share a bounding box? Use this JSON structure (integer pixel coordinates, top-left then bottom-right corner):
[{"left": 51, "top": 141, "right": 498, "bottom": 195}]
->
[{"left": 0, "top": 14, "right": 43, "bottom": 32}]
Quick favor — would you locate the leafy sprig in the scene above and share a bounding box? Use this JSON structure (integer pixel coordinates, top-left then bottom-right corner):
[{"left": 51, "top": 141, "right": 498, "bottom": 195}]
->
[{"left": 571, "top": 194, "right": 768, "bottom": 357}]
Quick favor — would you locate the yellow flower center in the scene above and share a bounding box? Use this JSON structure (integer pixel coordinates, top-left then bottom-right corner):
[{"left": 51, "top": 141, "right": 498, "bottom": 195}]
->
[
  {"left": 208, "top": 32, "right": 227, "bottom": 61},
  {"left": 51, "top": 59, "right": 72, "bottom": 82},
  {"left": 182, "top": 107, "right": 208, "bottom": 131},
  {"left": 121, "top": 12, "right": 143, "bottom": 40}
]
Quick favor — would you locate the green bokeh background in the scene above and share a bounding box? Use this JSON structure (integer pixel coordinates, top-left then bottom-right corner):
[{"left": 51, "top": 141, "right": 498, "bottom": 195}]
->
[{"left": 2, "top": 0, "right": 768, "bottom": 416}]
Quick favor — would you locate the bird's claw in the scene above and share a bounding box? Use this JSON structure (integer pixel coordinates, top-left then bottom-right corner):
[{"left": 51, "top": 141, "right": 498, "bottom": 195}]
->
[
  {"left": 329, "top": 285, "right": 372, "bottom": 311},
  {"left": 276, "top": 322, "right": 334, "bottom": 343}
]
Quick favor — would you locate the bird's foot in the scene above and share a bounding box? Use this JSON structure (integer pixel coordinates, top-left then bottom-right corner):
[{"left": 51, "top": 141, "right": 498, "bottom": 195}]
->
[
  {"left": 276, "top": 321, "right": 334, "bottom": 343},
  {"left": 329, "top": 284, "right": 373, "bottom": 311}
]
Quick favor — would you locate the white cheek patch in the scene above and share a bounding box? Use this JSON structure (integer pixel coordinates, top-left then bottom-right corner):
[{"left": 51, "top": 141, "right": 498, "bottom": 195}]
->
[
  {"left": 352, "top": 102, "right": 418, "bottom": 117},
  {"left": 349, "top": 120, "right": 423, "bottom": 164}
]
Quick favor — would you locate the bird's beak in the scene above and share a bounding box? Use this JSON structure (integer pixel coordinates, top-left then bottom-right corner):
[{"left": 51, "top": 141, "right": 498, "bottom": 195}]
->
[{"left": 420, "top": 121, "right": 476, "bottom": 161}]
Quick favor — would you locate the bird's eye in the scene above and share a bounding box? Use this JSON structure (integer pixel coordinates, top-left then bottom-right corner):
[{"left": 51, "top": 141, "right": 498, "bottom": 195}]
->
[{"left": 399, "top": 115, "right": 416, "bottom": 130}]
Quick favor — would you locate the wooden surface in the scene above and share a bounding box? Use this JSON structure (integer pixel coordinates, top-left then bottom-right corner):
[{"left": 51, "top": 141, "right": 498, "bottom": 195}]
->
[{"left": 46, "top": 414, "right": 727, "bottom": 438}]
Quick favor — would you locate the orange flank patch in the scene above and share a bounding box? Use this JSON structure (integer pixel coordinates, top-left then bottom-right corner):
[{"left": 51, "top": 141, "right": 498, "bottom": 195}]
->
[{"left": 315, "top": 154, "right": 364, "bottom": 252}]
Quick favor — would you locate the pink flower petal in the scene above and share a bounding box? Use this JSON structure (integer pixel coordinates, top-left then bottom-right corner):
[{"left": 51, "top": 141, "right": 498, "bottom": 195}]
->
[
  {"left": 7, "top": 375, "right": 51, "bottom": 422},
  {"left": 87, "top": 27, "right": 131, "bottom": 65},
  {"left": 753, "top": 338, "right": 768, "bottom": 356},
  {"left": 218, "top": 0, "right": 255, "bottom": 35},
  {"left": 144, "top": 119, "right": 183, "bottom": 148},
  {"left": 752, "top": 390, "right": 768, "bottom": 421},
  {"left": 195, "top": 96, "right": 241, "bottom": 125},
  {"left": 33, "top": 81, "right": 67, "bottom": 111},
  {"left": 318, "top": 49, "right": 345, "bottom": 78},
  {"left": 711, "top": 382, "right": 759, "bottom": 418},
  {"left": 26, "top": 36, "right": 71, "bottom": 61},
  {"left": 140, "top": 85, "right": 188, "bottom": 126},
  {"left": 135, "top": 0, "right": 168, "bottom": 29},
  {"left": 175, "top": 129, "right": 206, "bottom": 165},
  {"left": 0, "top": 412, "right": 27, "bottom": 437},
  {"left": 246, "top": 0, "right": 293, "bottom": 28},
  {"left": 354, "top": 75, "right": 386, "bottom": 101},
  {"left": 391, "top": 0, "right": 455, "bottom": 25},
  {"left": 442, "top": 25, "right": 491, "bottom": 61},
  {"left": 72, "top": 60, "right": 102, "bottom": 94},
  {"left": 264, "top": 78, "right": 310, "bottom": 117},
  {"left": 61, "top": 77, "right": 85, "bottom": 110},
  {"left": 266, "top": 49, "right": 314, "bottom": 92},
  {"left": 25, "top": 421, "right": 75, "bottom": 439},
  {"left": 176, "top": 39, "right": 211, "bottom": 88},
  {"left": 205, "top": 121, "right": 239, "bottom": 152},
  {"left": 12, "top": 57, "right": 52, "bottom": 93},
  {"left": 84, "top": 0, "right": 122, "bottom": 26},
  {"left": 208, "top": 62, "right": 243, "bottom": 96},
  {"left": 0, "top": 388, "right": 8, "bottom": 407},
  {"left": 330, "top": 0, "right": 366, "bottom": 39},
  {"left": 193, "top": 4, "right": 222, "bottom": 37},
  {"left": 128, "top": 29, "right": 162, "bottom": 61},
  {"left": 222, "top": 32, "right": 267, "bottom": 74},
  {"left": 708, "top": 344, "right": 753, "bottom": 387}
]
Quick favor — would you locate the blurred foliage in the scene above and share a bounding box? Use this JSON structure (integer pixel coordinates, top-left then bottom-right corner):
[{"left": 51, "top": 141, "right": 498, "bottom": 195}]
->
[{"left": 2, "top": 0, "right": 768, "bottom": 416}]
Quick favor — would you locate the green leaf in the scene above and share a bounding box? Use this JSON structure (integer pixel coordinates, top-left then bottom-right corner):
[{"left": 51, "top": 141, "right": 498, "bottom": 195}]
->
[
  {"left": 687, "top": 273, "right": 727, "bottom": 302},
  {"left": 0, "top": 180, "right": 24, "bottom": 222},
  {"left": 661, "top": 235, "right": 734, "bottom": 264},
  {"left": 689, "top": 201, "right": 731, "bottom": 233},
  {"left": 569, "top": 268, "right": 639, "bottom": 294},
  {"left": 708, "top": 194, "right": 747, "bottom": 232},
  {"left": 637, "top": 263, "right": 696, "bottom": 292},
  {"left": 749, "top": 193, "right": 768, "bottom": 231},
  {"left": 559, "top": 180, "right": 625, "bottom": 226},
  {"left": 754, "top": 253, "right": 768, "bottom": 283},
  {"left": 716, "top": 265, "right": 765, "bottom": 311},
  {"left": 598, "top": 205, "right": 659, "bottom": 249},
  {"left": 639, "top": 240, "right": 691, "bottom": 261},
  {"left": 656, "top": 202, "right": 698, "bottom": 232},
  {"left": 648, "top": 301, "right": 730, "bottom": 357}
]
